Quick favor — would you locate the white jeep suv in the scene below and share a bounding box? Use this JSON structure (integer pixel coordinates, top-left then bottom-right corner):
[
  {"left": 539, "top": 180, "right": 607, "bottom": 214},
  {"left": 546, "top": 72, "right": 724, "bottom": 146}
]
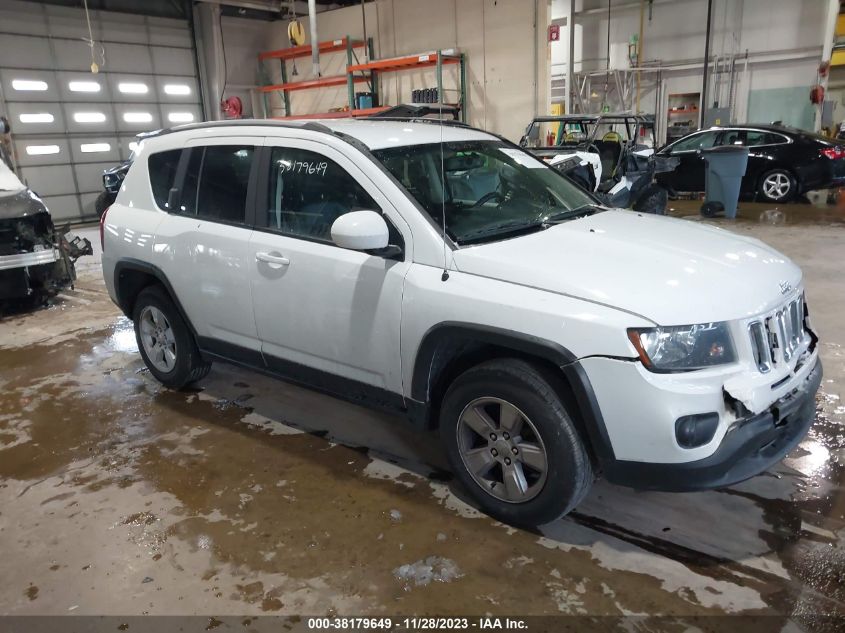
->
[{"left": 101, "top": 119, "right": 822, "bottom": 525}]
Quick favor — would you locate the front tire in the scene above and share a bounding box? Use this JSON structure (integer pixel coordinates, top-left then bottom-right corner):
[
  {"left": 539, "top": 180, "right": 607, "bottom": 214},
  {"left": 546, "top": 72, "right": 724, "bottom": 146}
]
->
[
  {"left": 132, "top": 285, "right": 211, "bottom": 389},
  {"left": 758, "top": 169, "right": 795, "bottom": 203},
  {"left": 440, "top": 359, "right": 593, "bottom": 526}
]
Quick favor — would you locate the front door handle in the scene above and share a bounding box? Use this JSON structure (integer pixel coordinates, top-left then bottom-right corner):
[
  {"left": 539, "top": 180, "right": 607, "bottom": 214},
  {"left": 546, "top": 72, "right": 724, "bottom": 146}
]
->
[{"left": 256, "top": 251, "right": 290, "bottom": 267}]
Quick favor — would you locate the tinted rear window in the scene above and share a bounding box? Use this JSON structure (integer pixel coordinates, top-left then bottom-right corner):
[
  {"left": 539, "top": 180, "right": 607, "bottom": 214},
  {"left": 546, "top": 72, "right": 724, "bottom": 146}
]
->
[
  {"left": 148, "top": 149, "right": 182, "bottom": 210},
  {"left": 195, "top": 145, "right": 255, "bottom": 224}
]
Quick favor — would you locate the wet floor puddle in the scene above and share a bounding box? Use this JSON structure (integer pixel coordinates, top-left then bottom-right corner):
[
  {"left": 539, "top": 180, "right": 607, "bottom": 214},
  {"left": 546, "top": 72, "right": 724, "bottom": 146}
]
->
[{"left": 1, "top": 298, "right": 844, "bottom": 622}]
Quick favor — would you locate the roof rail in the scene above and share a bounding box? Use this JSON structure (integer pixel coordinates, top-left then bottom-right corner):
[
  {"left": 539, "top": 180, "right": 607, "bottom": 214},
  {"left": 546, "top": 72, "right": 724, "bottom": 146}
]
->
[
  {"left": 363, "top": 116, "right": 472, "bottom": 129},
  {"left": 138, "top": 118, "right": 326, "bottom": 139}
]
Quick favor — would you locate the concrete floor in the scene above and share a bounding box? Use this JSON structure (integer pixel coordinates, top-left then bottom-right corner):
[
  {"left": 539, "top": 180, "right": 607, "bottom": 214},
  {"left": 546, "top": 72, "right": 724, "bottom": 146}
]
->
[{"left": 1, "top": 202, "right": 844, "bottom": 628}]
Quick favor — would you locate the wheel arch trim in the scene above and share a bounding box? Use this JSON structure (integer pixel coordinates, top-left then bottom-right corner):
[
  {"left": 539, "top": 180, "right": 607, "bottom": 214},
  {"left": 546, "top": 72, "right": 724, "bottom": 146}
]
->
[
  {"left": 410, "top": 322, "right": 617, "bottom": 462},
  {"left": 113, "top": 258, "right": 199, "bottom": 340}
]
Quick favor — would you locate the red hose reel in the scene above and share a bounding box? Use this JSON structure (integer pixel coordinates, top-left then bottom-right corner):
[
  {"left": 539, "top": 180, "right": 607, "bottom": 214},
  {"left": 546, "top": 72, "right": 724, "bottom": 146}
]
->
[{"left": 220, "top": 96, "right": 243, "bottom": 119}]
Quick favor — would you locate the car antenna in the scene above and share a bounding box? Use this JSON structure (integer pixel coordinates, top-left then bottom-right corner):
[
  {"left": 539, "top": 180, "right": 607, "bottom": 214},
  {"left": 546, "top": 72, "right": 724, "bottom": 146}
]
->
[{"left": 438, "top": 82, "right": 449, "bottom": 282}]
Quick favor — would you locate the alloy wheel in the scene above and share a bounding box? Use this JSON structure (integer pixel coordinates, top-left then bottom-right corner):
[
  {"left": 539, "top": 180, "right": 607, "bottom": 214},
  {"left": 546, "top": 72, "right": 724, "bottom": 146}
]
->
[
  {"left": 763, "top": 172, "right": 791, "bottom": 200},
  {"left": 456, "top": 397, "right": 549, "bottom": 503},
  {"left": 139, "top": 306, "right": 177, "bottom": 373}
]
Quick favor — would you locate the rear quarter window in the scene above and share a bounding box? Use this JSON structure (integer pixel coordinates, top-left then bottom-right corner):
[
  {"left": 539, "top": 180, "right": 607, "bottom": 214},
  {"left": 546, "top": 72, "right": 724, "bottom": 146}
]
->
[{"left": 148, "top": 149, "right": 182, "bottom": 210}]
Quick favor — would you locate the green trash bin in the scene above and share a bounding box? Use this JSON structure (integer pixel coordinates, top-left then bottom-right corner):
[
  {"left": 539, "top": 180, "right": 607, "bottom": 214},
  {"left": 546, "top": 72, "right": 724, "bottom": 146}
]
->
[{"left": 701, "top": 145, "right": 749, "bottom": 219}]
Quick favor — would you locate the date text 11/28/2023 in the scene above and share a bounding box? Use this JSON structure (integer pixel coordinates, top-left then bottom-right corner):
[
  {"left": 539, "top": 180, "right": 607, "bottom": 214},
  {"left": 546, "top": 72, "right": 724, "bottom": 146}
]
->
[{"left": 306, "top": 617, "right": 529, "bottom": 630}]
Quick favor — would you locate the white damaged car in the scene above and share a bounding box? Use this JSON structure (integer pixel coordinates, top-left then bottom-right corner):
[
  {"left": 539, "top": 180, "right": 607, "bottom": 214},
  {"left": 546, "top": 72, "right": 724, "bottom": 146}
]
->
[{"left": 101, "top": 118, "right": 821, "bottom": 525}]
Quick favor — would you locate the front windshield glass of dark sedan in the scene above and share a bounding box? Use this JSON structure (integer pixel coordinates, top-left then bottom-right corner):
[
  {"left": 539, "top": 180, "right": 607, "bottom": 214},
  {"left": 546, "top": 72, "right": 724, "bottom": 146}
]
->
[{"left": 372, "top": 141, "right": 597, "bottom": 244}]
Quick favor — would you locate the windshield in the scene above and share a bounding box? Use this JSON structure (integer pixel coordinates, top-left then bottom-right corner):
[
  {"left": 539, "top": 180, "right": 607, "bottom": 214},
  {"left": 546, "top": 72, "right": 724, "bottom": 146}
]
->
[{"left": 372, "top": 141, "right": 598, "bottom": 244}]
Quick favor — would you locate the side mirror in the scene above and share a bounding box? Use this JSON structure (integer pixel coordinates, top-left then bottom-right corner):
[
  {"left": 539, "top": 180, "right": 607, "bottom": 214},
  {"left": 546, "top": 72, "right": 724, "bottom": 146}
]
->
[{"left": 331, "top": 210, "right": 390, "bottom": 251}]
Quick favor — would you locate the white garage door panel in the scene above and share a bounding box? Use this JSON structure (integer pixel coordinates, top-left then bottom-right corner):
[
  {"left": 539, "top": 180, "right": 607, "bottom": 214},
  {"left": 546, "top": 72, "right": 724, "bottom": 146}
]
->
[
  {"left": 41, "top": 195, "right": 82, "bottom": 222},
  {"left": 69, "top": 137, "right": 121, "bottom": 164},
  {"left": 79, "top": 192, "right": 103, "bottom": 218},
  {"left": 0, "top": 2, "right": 46, "bottom": 34},
  {"left": 98, "top": 15, "right": 149, "bottom": 45},
  {"left": 1, "top": 69, "right": 60, "bottom": 103},
  {"left": 50, "top": 39, "right": 105, "bottom": 73},
  {"left": 56, "top": 72, "right": 111, "bottom": 102},
  {"left": 0, "top": 0, "right": 201, "bottom": 220},
  {"left": 20, "top": 165, "right": 76, "bottom": 197},
  {"left": 0, "top": 34, "right": 55, "bottom": 68},
  {"left": 108, "top": 74, "right": 158, "bottom": 103},
  {"left": 154, "top": 76, "right": 199, "bottom": 100},
  {"left": 115, "top": 106, "right": 161, "bottom": 133},
  {"left": 61, "top": 103, "right": 113, "bottom": 134},
  {"left": 6, "top": 102, "right": 66, "bottom": 134},
  {"left": 74, "top": 162, "right": 115, "bottom": 193},
  {"left": 151, "top": 47, "right": 195, "bottom": 76},
  {"left": 13, "top": 138, "right": 70, "bottom": 168},
  {"left": 148, "top": 16, "right": 194, "bottom": 47}
]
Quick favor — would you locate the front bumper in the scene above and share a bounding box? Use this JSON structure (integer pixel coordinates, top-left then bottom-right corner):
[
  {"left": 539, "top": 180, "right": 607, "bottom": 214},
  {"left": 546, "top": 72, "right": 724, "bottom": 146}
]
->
[
  {"left": 601, "top": 357, "right": 822, "bottom": 491},
  {"left": 0, "top": 249, "right": 70, "bottom": 300},
  {"left": 0, "top": 248, "right": 60, "bottom": 271}
]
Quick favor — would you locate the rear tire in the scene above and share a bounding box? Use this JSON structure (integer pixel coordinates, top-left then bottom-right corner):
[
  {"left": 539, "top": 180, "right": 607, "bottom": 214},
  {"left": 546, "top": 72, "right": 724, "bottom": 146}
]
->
[
  {"left": 758, "top": 169, "right": 795, "bottom": 203},
  {"left": 132, "top": 285, "right": 211, "bottom": 389},
  {"left": 440, "top": 359, "right": 593, "bottom": 526}
]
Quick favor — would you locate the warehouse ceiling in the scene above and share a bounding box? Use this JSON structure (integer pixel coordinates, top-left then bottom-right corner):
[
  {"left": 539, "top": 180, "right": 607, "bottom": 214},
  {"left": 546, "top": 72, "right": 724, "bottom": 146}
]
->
[{"left": 29, "top": 0, "right": 369, "bottom": 21}]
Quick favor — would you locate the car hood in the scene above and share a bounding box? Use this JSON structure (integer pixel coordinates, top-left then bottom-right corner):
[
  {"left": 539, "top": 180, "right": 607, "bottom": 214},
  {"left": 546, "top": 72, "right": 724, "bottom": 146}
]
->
[{"left": 452, "top": 210, "right": 802, "bottom": 325}]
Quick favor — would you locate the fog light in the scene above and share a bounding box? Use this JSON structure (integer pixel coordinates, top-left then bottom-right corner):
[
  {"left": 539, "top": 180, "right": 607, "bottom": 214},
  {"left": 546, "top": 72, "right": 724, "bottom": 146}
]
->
[{"left": 675, "top": 413, "right": 719, "bottom": 449}]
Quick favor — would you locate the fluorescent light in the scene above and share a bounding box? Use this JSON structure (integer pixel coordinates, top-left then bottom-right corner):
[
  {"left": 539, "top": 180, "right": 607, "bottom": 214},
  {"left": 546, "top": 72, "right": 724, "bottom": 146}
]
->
[
  {"left": 128, "top": 141, "right": 139, "bottom": 153},
  {"left": 69, "top": 80, "right": 101, "bottom": 93},
  {"left": 19, "top": 113, "right": 54, "bottom": 123},
  {"left": 26, "top": 144, "right": 60, "bottom": 155},
  {"left": 74, "top": 112, "right": 106, "bottom": 123},
  {"left": 80, "top": 143, "right": 111, "bottom": 153},
  {"left": 123, "top": 112, "right": 152, "bottom": 123},
  {"left": 118, "top": 82, "right": 148, "bottom": 94},
  {"left": 12, "top": 79, "right": 47, "bottom": 91},
  {"left": 168, "top": 112, "right": 194, "bottom": 123},
  {"left": 164, "top": 83, "right": 191, "bottom": 96}
]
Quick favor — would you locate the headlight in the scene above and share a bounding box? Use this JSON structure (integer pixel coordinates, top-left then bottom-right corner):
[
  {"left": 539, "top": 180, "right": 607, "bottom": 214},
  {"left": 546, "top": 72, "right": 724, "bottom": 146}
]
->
[{"left": 627, "top": 322, "right": 736, "bottom": 372}]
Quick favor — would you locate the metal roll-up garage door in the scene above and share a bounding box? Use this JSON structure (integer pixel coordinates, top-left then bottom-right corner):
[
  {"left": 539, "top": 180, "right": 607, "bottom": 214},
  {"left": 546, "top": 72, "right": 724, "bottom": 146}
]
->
[{"left": 0, "top": 0, "right": 203, "bottom": 222}]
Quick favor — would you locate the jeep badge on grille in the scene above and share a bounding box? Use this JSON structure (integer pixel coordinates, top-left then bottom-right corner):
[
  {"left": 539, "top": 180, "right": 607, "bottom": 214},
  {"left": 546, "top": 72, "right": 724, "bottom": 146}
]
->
[{"left": 779, "top": 281, "right": 792, "bottom": 295}]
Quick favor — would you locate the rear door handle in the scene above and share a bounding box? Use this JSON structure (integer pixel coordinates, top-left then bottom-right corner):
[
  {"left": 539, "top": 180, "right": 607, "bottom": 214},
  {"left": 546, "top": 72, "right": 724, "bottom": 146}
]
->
[{"left": 255, "top": 251, "right": 290, "bottom": 267}]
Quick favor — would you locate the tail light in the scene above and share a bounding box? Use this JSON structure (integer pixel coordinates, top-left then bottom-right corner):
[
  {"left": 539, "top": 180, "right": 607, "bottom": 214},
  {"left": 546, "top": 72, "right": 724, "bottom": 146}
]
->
[
  {"left": 821, "top": 145, "right": 845, "bottom": 160},
  {"left": 99, "top": 205, "right": 110, "bottom": 252}
]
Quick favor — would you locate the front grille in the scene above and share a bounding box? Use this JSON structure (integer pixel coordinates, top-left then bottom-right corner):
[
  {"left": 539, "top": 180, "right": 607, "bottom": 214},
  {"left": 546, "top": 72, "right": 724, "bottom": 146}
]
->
[{"left": 748, "top": 294, "right": 809, "bottom": 373}]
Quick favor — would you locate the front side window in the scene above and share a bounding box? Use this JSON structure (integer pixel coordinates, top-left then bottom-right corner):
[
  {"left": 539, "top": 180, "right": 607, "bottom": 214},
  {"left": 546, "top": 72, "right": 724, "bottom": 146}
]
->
[
  {"left": 670, "top": 131, "right": 718, "bottom": 153},
  {"left": 265, "top": 147, "right": 380, "bottom": 241},
  {"left": 373, "top": 141, "right": 597, "bottom": 245},
  {"left": 719, "top": 129, "right": 745, "bottom": 146},
  {"left": 148, "top": 149, "right": 182, "bottom": 210},
  {"left": 181, "top": 145, "right": 254, "bottom": 224}
]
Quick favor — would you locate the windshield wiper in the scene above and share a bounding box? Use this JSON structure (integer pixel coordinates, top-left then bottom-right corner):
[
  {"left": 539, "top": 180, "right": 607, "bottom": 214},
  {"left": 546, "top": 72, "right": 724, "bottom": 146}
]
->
[
  {"left": 542, "top": 204, "right": 603, "bottom": 224},
  {"left": 458, "top": 219, "right": 547, "bottom": 243}
]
